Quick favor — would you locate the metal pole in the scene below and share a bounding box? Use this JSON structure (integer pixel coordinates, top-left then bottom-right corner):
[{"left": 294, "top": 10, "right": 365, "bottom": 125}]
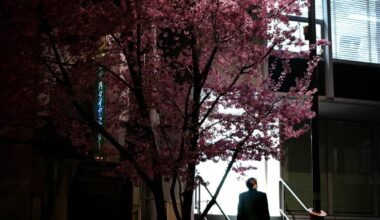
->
[
  {"left": 308, "top": 1, "right": 324, "bottom": 219},
  {"left": 198, "top": 184, "right": 201, "bottom": 217},
  {"left": 322, "top": 0, "right": 335, "bottom": 99},
  {"left": 280, "top": 182, "right": 284, "bottom": 220}
]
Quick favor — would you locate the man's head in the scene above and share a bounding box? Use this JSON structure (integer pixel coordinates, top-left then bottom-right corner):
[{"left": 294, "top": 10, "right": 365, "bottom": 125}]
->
[{"left": 246, "top": 177, "right": 257, "bottom": 189}]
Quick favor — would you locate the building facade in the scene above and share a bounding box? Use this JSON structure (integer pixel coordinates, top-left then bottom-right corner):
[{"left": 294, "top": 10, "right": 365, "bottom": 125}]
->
[{"left": 282, "top": 0, "right": 380, "bottom": 219}]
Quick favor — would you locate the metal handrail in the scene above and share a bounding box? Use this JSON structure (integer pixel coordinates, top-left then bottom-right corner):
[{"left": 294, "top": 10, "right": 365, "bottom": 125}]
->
[
  {"left": 279, "top": 178, "right": 309, "bottom": 211},
  {"left": 195, "top": 176, "right": 230, "bottom": 220},
  {"left": 279, "top": 209, "right": 290, "bottom": 220},
  {"left": 279, "top": 178, "right": 309, "bottom": 220},
  {"left": 279, "top": 178, "right": 327, "bottom": 220}
]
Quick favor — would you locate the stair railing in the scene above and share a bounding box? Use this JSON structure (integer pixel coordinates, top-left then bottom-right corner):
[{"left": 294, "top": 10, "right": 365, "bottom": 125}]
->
[
  {"left": 279, "top": 178, "right": 310, "bottom": 220},
  {"left": 195, "top": 176, "right": 230, "bottom": 220}
]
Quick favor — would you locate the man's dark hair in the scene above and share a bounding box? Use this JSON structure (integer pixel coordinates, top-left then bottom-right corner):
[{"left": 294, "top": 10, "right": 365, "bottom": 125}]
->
[{"left": 246, "top": 177, "right": 257, "bottom": 189}]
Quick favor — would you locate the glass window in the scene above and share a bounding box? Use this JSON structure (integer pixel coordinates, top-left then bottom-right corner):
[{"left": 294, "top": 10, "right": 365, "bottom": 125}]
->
[
  {"left": 269, "top": 21, "right": 322, "bottom": 53},
  {"left": 284, "top": 129, "right": 313, "bottom": 211},
  {"left": 285, "top": 0, "right": 323, "bottom": 53},
  {"left": 331, "top": 0, "right": 380, "bottom": 64},
  {"left": 374, "top": 125, "right": 380, "bottom": 215},
  {"left": 295, "top": 0, "right": 324, "bottom": 20},
  {"left": 327, "top": 121, "right": 374, "bottom": 214},
  {"left": 284, "top": 121, "right": 328, "bottom": 213}
]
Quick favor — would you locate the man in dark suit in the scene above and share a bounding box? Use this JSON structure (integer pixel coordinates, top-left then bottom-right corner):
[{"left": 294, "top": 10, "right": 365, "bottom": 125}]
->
[{"left": 237, "top": 177, "right": 270, "bottom": 220}]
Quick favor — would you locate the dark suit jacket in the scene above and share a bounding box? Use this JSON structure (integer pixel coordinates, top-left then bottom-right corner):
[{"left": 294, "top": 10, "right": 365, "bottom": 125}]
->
[{"left": 237, "top": 188, "right": 270, "bottom": 220}]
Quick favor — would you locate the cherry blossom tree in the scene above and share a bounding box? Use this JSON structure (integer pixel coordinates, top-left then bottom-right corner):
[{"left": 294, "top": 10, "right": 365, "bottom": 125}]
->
[{"left": 0, "top": 0, "right": 325, "bottom": 219}]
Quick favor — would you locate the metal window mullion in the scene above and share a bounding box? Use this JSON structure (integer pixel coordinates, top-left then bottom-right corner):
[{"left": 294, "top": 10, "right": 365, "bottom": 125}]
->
[
  {"left": 366, "top": 0, "right": 372, "bottom": 63},
  {"left": 323, "top": 0, "right": 335, "bottom": 99},
  {"left": 289, "top": 15, "right": 324, "bottom": 25}
]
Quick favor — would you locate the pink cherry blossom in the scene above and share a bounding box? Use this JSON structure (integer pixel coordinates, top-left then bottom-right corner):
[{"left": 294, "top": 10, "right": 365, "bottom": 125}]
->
[{"left": 1, "top": 0, "right": 322, "bottom": 219}]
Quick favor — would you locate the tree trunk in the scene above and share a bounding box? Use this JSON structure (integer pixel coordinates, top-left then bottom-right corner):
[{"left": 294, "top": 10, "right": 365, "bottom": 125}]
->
[
  {"left": 150, "top": 176, "right": 168, "bottom": 220},
  {"left": 182, "top": 164, "right": 196, "bottom": 220}
]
